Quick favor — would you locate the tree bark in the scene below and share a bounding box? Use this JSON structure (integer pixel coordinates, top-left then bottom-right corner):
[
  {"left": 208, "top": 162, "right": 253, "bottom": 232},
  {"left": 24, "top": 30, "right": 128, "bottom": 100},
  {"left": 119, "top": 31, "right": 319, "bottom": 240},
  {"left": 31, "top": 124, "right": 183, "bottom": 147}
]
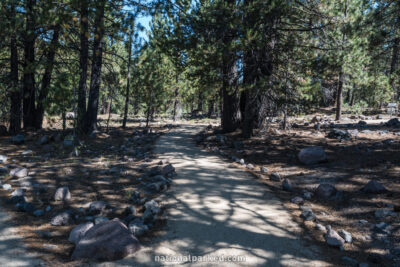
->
[
  {"left": 335, "top": 69, "right": 344, "bottom": 121},
  {"left": 35, "top": 25, "right": 60, "bottom": 129},
  {"left": 122, "top": 27, "right": 133, "bottom": 128},
  {"left": 77, "top": 0, "right": 89, "bottom": 133},
  {"left": 9, "top": 2, "right": 21, "bottom": 134},
  {"left": 389, "top": 37, "right": 399, "bottom": 99},
  {"left": 22, "top": 0, "right": 36, "bottom": 129},
  {"left": 85, "top": 0, "right": 106, "bottom": 133}
]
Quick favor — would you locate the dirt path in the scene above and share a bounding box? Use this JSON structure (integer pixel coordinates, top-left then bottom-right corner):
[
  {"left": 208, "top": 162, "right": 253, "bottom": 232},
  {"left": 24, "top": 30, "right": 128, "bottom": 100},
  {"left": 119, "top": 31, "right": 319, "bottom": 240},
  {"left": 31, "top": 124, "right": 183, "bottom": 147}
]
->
[
  {"left": 99, "top": 125, "right": 332, "bottom": 267},
  {"left": 0, "top": 207, "right": 43, "bottom": 266}
]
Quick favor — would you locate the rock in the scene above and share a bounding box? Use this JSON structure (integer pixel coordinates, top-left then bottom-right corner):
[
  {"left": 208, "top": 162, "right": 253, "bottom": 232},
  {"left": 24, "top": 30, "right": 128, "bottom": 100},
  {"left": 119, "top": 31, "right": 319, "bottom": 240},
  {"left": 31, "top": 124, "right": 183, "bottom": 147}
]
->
[
  {"left": 315, "top": 224, "right": 326, "bottom": 232},
  {"left": 315, "top": 184, "right": 337, "bottom": 200},
  {"left": 301, "top": 210, "right": 316, "bottom": 221},
  {"left": 291, "top": 197, "right": 304, "bottom": 205},
  {"left": 68, "top": 222, "right": 94, "bottom": 245},
  {"left": 386, "top": 118, "right": 400, "bottom": 127},
  {"left": 347, "top": 129, "right": 359, "bottom": 138},
  {"left": 161, "top": 164, "right": 175, "bottom": 176},
  {"left": 11, "top": 188, "right": 25, "bottom": 197},
  {"left": 376, "top": 115, "right": 383, "bottom": 119},
  {"left": 71, "top": 218, "right": 140, "bottom": 261},
  {"left": 298, "top": 146, "right": 327, "bottom": 165},
  {"left": 0, "top": 155, "right": 7, "bottom": 164},
  {"left": 144, "top": 200, "right": 161, "bottom": 214},
  {"left": 246, "top": 164, "right": 254, "bottom": 170},
  {"left": 148, "top": 166, "right": 162, "bottom": 176},
  {"left": 12, "top": 134, "right": 24, "bottom": 145},
  {"left": 128, "top": 219, "right": 149, "bottom": 237},
  {"left": 303, "top": 191, "right": 312, "bottom": 200},
  {"left": 282, "top": 179, "right": 293, "bottom": 191},
  {"left": 37, "top": 135, "right": 49, "bottom": 145},
  {"left": 8, "top": 195, "right": 27, "bottom": 205},
  {"left": 358, "top": 120, "right": 367, "bottom": 125},
  {"left": 50, "top": 211, "right": 73, "bottom": 226},
  {"left": 33, "top": 210, "right": 44, "bottom": 217},
  {"left": 325, "top": 226, "right": 345, "bottom": 247},
  {"left": 341, "top": 256, "right": 358, "bottom": 267},
  {"left": 270, "top": 172, "right": 282, "bottom": 181},
  {"left": 260, "top": 167, "right": 268, "bottom": 174},
  {"left": 54, "top": 186, "right": 71, "bottom": 201},
  {"left": 338, "top": 229, "right": 352, "bottom": 243},
  {"left": 314, "top": 123, "right": 321, "bottom": 130},
  {"left": 361, "top": 180, "right": 387, "bottom": 194},
  {"left": 239, "top": 159, "right": 245, "bottom": 165},
  {"left": 310, "top": 116, "right": 321, "bottom": 123},
  {"left": 327, "top": 129, "right": 351, "bottom": 140},
  {"left": 21, "top": 150, "right": 33, "bottom": 155},
  {"left": 375, "top": 209, "right": 396, "bottom": 219},
  {"left": 10, "top": 168, "right": 28, "bottom": 178},
  {"left": 2, "top": 184, "right": 12, "bottom": 191},
  {"left": 374, "top": 222, "right": 392, "bottom": 234},
  {"left": 88, "top": 201, "right": 108, "bottom": 215},
  {"left": 18, "top": 202, "right": 35, "bottom": 213},
  {"left": 124, "top": 206, "right": 137, "bottom": 216},
  {"left": 94, "top": 216, "right": 109, "bottom": 225}
]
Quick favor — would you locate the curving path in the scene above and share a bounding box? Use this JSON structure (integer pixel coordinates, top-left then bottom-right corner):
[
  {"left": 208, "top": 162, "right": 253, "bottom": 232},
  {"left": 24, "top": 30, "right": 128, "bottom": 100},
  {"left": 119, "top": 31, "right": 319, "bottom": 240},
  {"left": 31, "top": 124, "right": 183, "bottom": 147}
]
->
[{"left": 99, "top": 125, "right": 332, "bottom": 267}]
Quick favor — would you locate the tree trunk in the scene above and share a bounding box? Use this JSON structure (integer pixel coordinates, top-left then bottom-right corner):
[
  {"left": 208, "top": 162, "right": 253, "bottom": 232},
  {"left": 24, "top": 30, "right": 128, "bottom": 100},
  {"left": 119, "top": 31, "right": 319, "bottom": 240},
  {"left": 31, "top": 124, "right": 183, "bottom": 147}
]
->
[
  {"left": 389, "top": 37, "right": 399, "bottom": 99},
  {"left": 122, "top": 27, "right": 133, "bottom": 128},
  {"left": 197, "top": 90, "right": 203, "bottom": 113},
  {"left": 22, "top": 0, "right": 36, "bottom": 129},
  {"left": 85, "top": 0, "right": 106, "bottom": 133},
  {"left": 9, "top": 2, "right": 21, "bottom": 134},
  {"left": 207, "top": 100, "right": 214, "bottom": 117},
  {"left": 35, "top": 25, "right": 60, "bottom": 129},
  {"left": 77, "top": 0, "right": 89, "bottom": 133},
  {"left": 335, "top": 69, "right": 344, "bottom": 121}
]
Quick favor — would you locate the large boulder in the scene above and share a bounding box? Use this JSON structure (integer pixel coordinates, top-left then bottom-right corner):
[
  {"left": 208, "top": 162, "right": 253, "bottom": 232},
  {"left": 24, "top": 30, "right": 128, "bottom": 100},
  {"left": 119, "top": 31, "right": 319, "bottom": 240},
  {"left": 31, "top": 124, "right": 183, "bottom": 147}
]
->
[
  {"left": 361, "top": 180, "right": 387, "bottom": 194},
  {"left": 71, "top": 218, "right": 140, "bottom": 261},
  {"left": 68, "top": 222, "right": 94, "bottom": 245},
  {"left": 298, "top": 146, "right": 327, "bottom": 165},
  {"left": 54, "top": 186, "right": 71, "bottom": 201},
  {"left": 315, "top": 184, "right": 337, "bottom": 200}
]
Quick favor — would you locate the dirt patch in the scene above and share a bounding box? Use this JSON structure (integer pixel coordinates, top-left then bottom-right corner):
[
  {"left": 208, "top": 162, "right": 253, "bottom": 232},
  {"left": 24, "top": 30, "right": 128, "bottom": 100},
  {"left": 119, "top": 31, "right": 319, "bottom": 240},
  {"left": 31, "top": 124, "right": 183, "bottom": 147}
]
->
[{"left": 198, "top": 115, "right": 400, "bottom": 266}]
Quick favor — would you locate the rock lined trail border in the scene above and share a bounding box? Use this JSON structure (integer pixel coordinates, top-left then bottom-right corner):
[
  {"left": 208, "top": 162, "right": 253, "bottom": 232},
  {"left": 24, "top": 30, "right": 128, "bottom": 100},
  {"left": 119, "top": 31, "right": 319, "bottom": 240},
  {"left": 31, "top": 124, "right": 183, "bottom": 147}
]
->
[{"left": 99, "top": 125, "right": 332, "bottom": 267}]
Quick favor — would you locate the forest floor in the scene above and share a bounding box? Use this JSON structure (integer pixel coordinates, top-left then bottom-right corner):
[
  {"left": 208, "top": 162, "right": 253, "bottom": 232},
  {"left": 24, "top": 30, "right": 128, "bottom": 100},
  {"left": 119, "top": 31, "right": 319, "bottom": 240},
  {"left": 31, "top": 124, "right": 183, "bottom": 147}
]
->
[
  {"left": 199, "top": 111, "right": 400, "bottom": 266},
  {"left": 0, "top": 111, "right": 399, "bottom": 266},
  {"left": 0, "top": 115, "right": 173, "bottom": 266}
]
